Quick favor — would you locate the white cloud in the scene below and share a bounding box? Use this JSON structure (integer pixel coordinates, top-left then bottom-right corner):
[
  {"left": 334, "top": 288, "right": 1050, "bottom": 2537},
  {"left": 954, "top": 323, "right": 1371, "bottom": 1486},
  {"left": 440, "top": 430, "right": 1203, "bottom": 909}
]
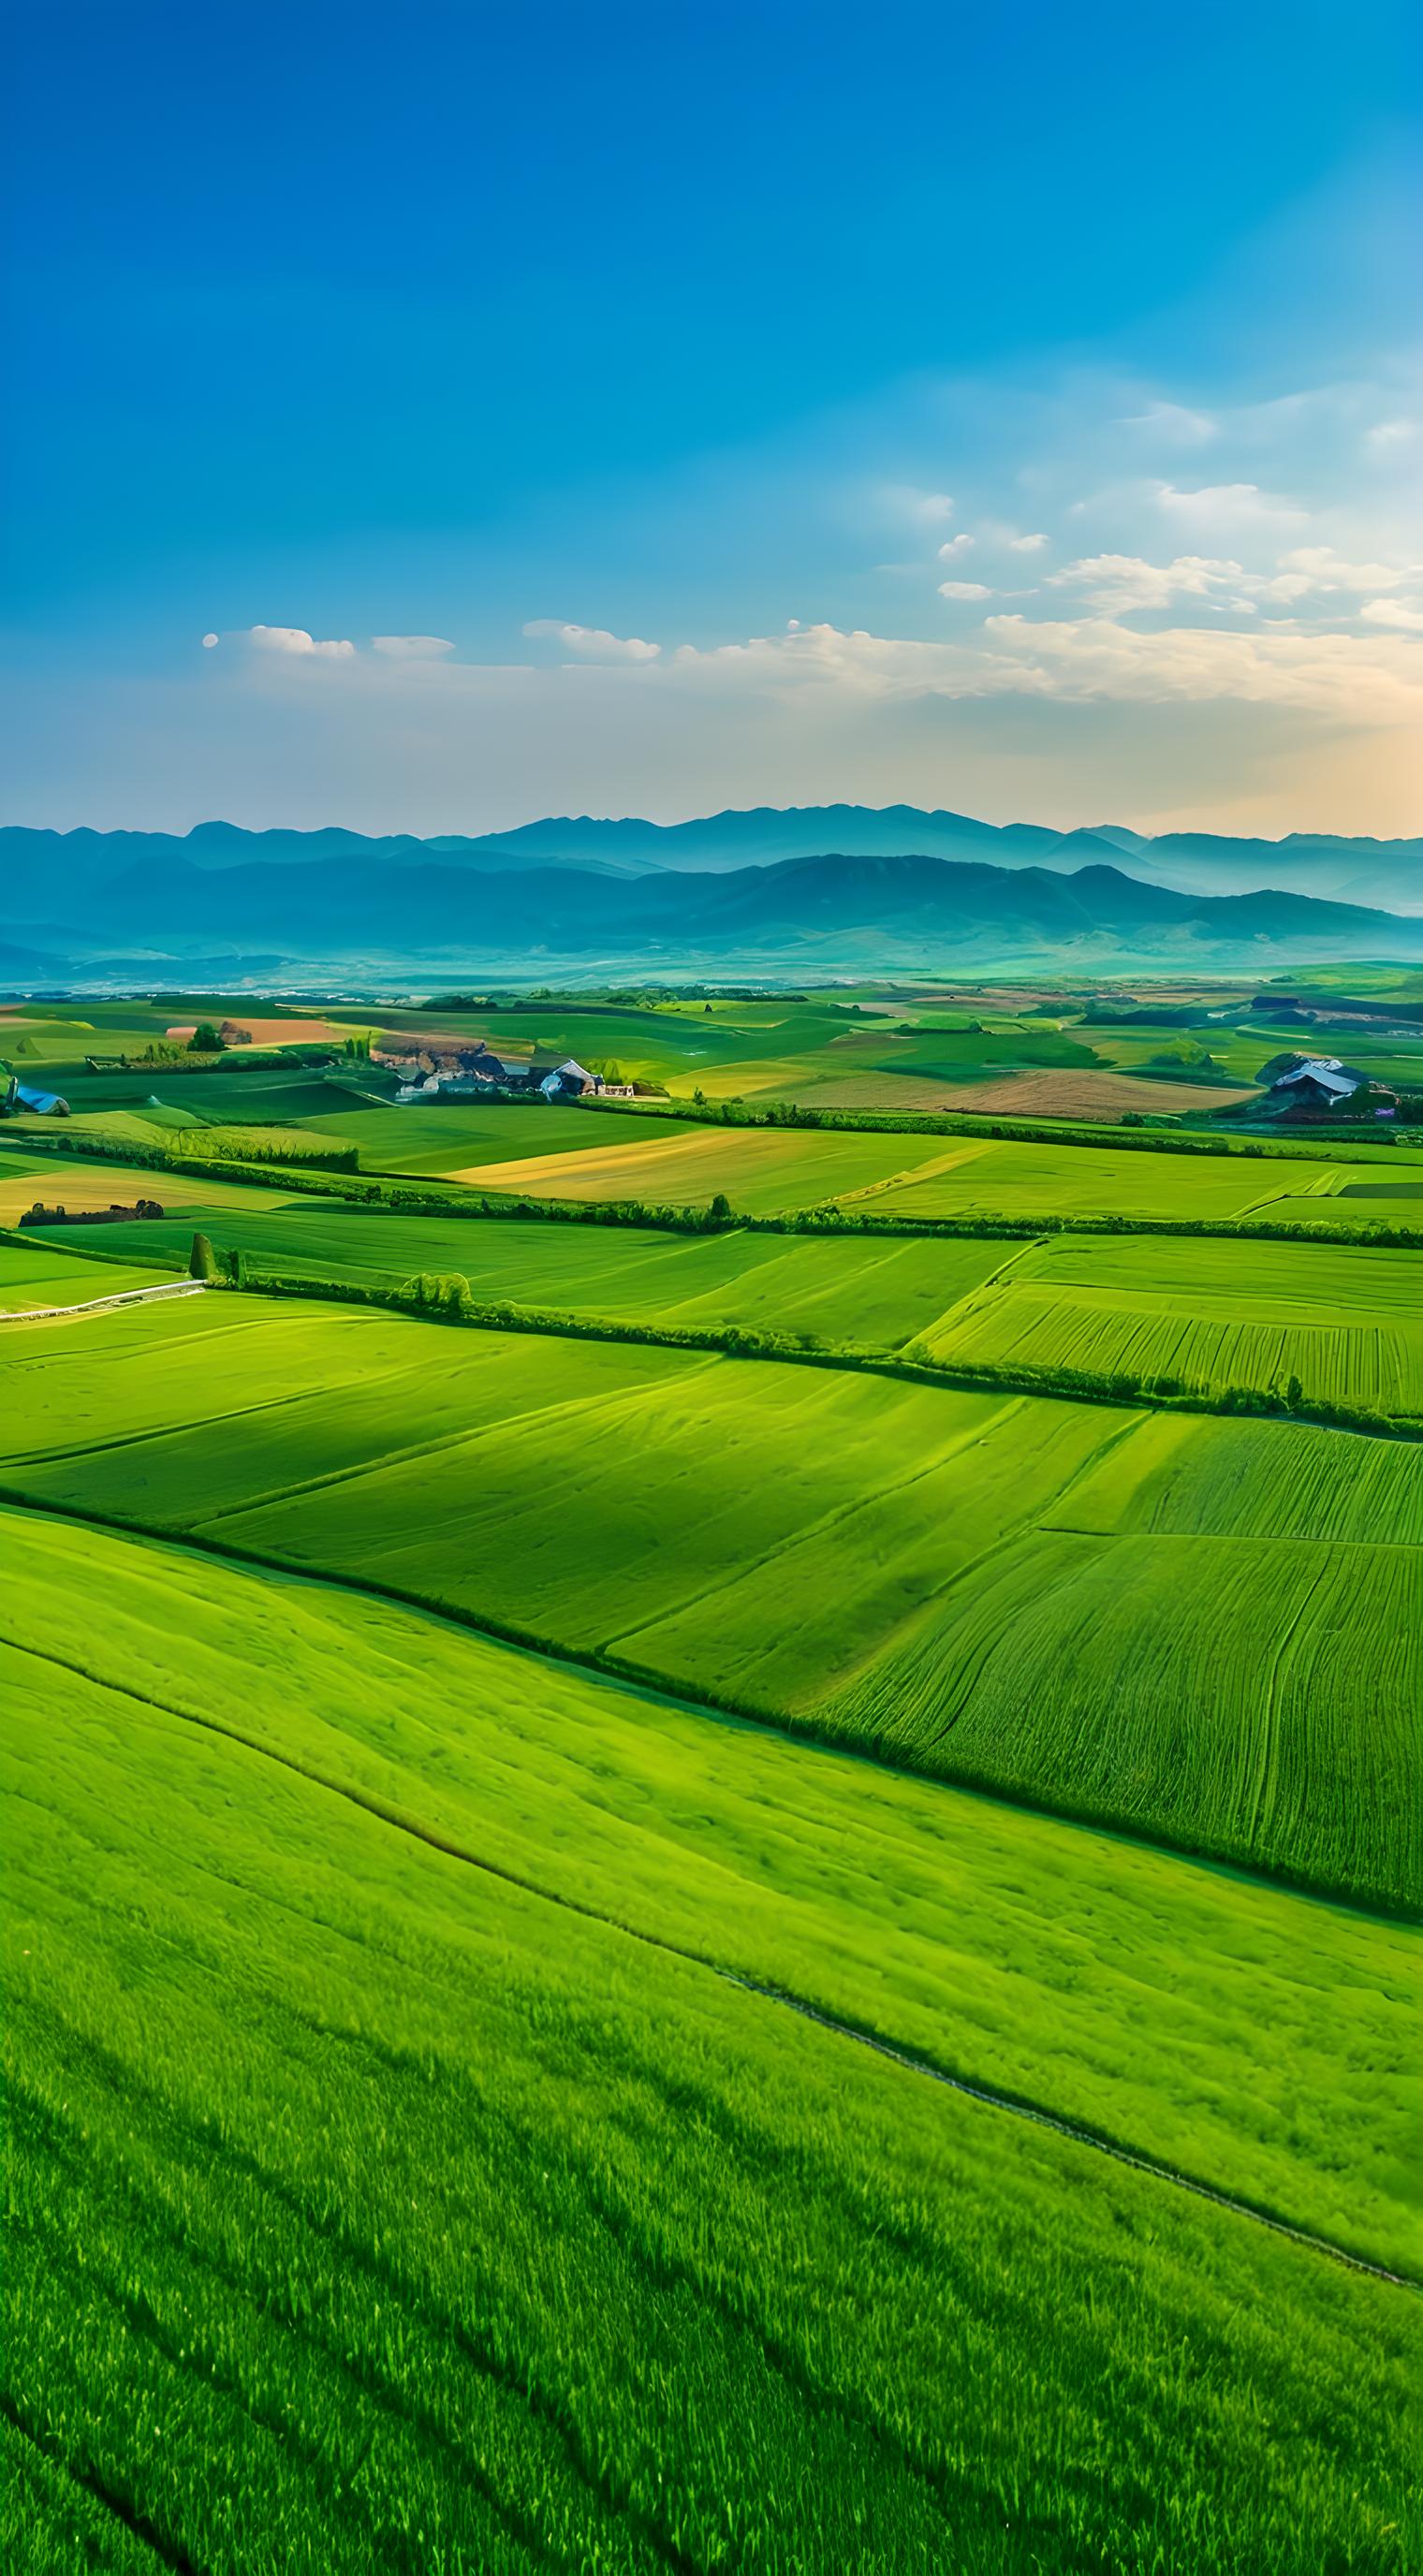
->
[
  {"left": 1049, "top": 553, "right": 1244, "bottom": 612},
  {"left": 1154, "top": 481, "right": 1307, "bottom": 535},
  {"left": 1359, "top": 599, "right": 1423, "bottom": 632},
  {"left": 1276, "top": 546, "right": 1416, "bottom": 593},
  {"left": 370, "top": 634, "right": 455, "bottom": 658},
  {"left": 667, "top": 614, "right": 1422, "bottom": 726},
  {"left": 522, "top": 619, "right": 660, "bottom": 663},
  {"left": 938, "top": 580, "right": 992, "bottom": 601},
  {"left": 937, "top": 534, "right": 974, "bottom": 559},
  {"left": 247, "top": 624, "right": 356, "bottom": 659},
  {"left": 979, "top": 613, "right": 1423, "bottom": 720},
  {"left": 1008, "top": 532, "right": 1049, "bottom": 552},
  {"left": 1365, "top": 418, "right": 1416, "bottom": 451}
]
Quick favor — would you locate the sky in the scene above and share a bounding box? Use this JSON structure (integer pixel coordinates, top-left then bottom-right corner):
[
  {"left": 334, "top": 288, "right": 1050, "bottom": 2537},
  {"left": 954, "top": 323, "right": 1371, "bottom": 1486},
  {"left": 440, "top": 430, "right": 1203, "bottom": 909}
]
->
[{"left": 3, "top": 0, "right": 1420, "bottom": 840}]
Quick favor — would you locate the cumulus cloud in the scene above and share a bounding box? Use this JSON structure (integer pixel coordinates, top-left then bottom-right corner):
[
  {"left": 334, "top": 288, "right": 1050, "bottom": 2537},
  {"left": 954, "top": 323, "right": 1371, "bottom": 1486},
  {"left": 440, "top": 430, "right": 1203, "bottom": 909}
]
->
[
  {"left": 523, "top": 619, "right": 660, "bottom": 663},
  {"left": 1049, "top": 553, "right": 1244, "bottom": 612},
  {"left": 247, "top": 624, "right": 356, "bottom": 658},
  {"left": 370, "top": 634, "right": 456, "bottom": 658},
  {"left": 1008, "top": 532, "right": 1049, "bottom": 552},
  {"left": 1276, "top": 546, "right": 1416, "bottom": 593},
  {"left": 938, "top": 580, "right": 992, "bottom": 600},
  {"left": 1359, "top": 599, "right": 1423, "bottom": 631},
  {"left": 667, "top": 615, "right": 1422, "bottom": 726},
  {"left": 937, "top": 534, "right": 974, "bottom": 559},
  {"left": 979, "top": 613, "right": 1423, "bottom": 720}
]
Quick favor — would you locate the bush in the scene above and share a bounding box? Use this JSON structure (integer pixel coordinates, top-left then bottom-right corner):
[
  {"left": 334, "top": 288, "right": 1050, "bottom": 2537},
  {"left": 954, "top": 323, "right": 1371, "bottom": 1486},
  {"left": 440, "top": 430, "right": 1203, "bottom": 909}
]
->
[{"left": 187, "top": 1231, "right": 221, "bottom": 1282}]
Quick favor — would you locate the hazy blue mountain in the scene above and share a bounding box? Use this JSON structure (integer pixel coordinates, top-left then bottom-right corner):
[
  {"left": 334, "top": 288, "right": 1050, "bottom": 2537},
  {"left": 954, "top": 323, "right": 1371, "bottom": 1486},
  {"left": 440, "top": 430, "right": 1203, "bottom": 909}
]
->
[
  {"left": 6, "top": 806, "right": 1418, "bottom": 913},
  {"left": 11, "top": 843, "right": 1422, "bottom": 982}
]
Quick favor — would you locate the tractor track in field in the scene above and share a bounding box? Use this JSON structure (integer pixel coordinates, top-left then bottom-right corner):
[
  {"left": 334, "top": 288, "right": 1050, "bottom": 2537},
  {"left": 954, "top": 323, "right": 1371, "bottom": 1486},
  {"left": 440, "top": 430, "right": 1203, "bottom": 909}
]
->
[
  {"left": 0, "top": 1280, "right": 207, "bottom": 1324},
  {"left": 5, "top": 1618, "right": 1416, "bottom": 2298}
]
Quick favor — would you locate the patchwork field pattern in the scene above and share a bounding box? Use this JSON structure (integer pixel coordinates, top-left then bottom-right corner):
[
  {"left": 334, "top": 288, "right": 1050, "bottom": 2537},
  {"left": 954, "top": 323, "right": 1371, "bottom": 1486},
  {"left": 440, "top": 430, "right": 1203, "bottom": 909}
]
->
[{"left": 3, "top": 1292, "right": 1416, "bottom": 1906}]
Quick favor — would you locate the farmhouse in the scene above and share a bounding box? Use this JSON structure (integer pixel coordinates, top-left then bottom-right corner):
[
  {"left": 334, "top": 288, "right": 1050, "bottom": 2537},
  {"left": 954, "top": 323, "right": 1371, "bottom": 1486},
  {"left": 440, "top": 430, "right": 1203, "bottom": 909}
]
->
[
  {"left": 376, "top": 1033, "right": 533, "bottom": 1097},
  {"left": 1264, "top": 1056, "right": 1366, "bottom": 1114},
  {"left": 537, "top": 1058, "right": 602, "bottom": 1100}
]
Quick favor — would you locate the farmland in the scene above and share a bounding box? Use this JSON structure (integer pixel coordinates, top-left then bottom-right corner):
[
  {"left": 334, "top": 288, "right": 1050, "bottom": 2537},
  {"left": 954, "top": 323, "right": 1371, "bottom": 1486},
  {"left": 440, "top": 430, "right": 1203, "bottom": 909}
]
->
[
  {"left": 4, "top": 1508, "right": 1419, "bottom": 2574},
  {"left": 3, "top": 974, "right": 1421, "bottom": 2570},
  {"left": 1, "top": 1290, "right": 1416, "bottom": 1907}
]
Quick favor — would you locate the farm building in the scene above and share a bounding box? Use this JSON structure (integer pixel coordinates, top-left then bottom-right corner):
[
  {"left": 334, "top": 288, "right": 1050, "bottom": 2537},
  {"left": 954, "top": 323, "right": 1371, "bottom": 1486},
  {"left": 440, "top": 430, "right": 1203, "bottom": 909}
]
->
[
  {"left": 4, "top": 1076, "right": 70, "bottom": 1116},
  {"left": 1264, "top": 1056, "right": 1365, "bottom": 1114},
  {"left": 537, "top": 1058, "right": 602, "bottom": 1100},
  {"left": 377, "top": 1035, "right": 533, "bottom": 1095}
]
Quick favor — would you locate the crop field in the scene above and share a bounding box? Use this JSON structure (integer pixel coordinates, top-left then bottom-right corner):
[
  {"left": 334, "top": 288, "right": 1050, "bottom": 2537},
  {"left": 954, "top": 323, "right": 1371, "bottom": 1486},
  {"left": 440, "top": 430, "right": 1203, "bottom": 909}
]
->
[
  {"left": 915, "top": 1232, "right": 1423, "bottom": 1415},
  {"left": 57, "top": 1203, "right": 1012, "bottom": 1342},
  {"left": 0, "top": 1237, "right": 176, "bottom": 1311},
  {"left": 5, "top": 976, "right": 1421, "bottom": 2573},
  {"left": 4, "top": 1507, "right": 1418, "bottom": 2575},
  {"left": 0, "top": 1147, "right": 295, "bottom": 1225},
  {"left": 469, "top": 1120, "right": 968, "bottom": 1209},
  {"left": 868, "top": 1135, "right": 1423, "bottom": 1222},
  {"left": 2, "top": 1291, "right": 1416, "bottom": 1905}
]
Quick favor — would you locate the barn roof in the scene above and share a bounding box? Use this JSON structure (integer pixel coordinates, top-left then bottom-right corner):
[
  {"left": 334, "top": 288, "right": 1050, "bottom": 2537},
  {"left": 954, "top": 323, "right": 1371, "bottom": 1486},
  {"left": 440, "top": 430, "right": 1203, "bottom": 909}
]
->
[{"left": 1273, "top": 1059, "right": 1358, "bottom": 1098}]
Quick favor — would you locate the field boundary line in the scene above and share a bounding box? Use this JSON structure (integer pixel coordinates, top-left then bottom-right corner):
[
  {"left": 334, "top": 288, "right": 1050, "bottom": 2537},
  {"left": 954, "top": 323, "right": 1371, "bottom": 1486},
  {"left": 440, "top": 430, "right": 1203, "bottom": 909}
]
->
[{"left": 6, "top": 1623, "right": 1415, "bottom": 2296}]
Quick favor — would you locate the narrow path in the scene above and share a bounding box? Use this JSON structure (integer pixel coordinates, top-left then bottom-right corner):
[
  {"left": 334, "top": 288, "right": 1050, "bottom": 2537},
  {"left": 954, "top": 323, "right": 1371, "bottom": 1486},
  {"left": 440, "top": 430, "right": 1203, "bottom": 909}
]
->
[
  {"left": 6, "top": 1620, "right": 1414, "bottom": 2295},
  {"left": 0, "top": 1280, "right": 205, "bottom": 1324}
]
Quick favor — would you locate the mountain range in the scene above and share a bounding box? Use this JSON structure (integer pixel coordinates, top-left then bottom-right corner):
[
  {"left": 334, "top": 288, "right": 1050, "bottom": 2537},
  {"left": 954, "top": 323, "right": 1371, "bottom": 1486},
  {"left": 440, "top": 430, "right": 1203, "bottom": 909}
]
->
[
  {"left": 5, "top": 811, "right": 1423, "bottom": 985},
  {"left": 6, "top": 805, "right": 1421, "bottom": 915}
]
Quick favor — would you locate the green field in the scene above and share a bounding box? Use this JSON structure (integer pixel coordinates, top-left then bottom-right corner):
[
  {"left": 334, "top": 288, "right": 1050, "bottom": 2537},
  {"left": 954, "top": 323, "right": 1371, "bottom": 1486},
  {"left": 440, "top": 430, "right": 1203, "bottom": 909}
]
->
[
  {"left": 0, "top": 1236, "right": 178, "bottom": 1310},
  {"left": 914, "top": 1231, "right": 1423, "bottom": 1415},
  {"left": 2, "top": 1291, "right": 1416, "bottom": 1906},
  {"left": 6, "top": 974, "right": 1422, "bottom": 2571},
  {"left": 5, "top": 1509, "right": 1417, "bottom": 2574}
]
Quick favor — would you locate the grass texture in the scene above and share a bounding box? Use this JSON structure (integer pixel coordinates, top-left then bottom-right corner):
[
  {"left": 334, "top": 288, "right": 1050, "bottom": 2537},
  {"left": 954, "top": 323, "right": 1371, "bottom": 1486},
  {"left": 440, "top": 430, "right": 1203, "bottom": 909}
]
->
[{"left": 3, "top": 1508, "right": 1418, "bottom": 2575}]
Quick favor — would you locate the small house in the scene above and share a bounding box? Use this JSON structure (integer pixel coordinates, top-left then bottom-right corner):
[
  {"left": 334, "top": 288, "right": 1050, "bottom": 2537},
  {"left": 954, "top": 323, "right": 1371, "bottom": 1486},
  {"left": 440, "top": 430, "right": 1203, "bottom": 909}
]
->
[
  {"left": 537, "top": 1058, "right": 601, "bottom": 1101},
  {"left": 1266, "top": 1057, "right": 1362, "bottom": 1114}
]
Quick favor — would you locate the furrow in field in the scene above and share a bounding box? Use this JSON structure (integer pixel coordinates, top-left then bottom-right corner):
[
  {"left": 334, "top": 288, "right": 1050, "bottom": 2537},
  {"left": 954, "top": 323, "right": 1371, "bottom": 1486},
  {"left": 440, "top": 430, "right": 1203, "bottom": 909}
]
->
[{"left": 6, "top": 1620, "right": 1411, "bottom": 2291}]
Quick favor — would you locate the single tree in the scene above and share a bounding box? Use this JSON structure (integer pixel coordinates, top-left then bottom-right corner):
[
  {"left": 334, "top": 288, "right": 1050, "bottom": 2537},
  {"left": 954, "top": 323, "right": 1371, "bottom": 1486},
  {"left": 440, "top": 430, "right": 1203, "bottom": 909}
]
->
[{"left": 188, "top": 1230, "right": 221, "bottom": 1282}]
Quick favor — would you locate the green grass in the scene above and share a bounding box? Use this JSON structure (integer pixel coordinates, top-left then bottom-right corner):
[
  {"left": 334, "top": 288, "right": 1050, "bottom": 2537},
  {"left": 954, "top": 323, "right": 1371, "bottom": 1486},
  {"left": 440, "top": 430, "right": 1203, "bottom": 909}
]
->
[
  {"left": 0, "top": 1237, "right": 177, "bottom": 1310},
  {"left": 466, "top": 1120, "right": 960, "bottom": 1210},
  {"left": 2, "top": 1292, "right": 1416, "bottom": 1905},
  {"left": 57, "top": 1205, "right": 1011, "bottom": 1343},
  {"left": 4, "top": 1507, "right": 1418, "bottom": 2573},
  {"left": 913, "top": 1231, "right": 1423, "bottom": 1417}
]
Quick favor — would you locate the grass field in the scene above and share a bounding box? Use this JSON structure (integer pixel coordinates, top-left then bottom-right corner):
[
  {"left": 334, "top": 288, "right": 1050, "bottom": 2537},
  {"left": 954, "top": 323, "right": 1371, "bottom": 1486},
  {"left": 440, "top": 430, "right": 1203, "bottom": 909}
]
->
[
  {"left": 2, "top": 1291, "right": 1415, "bottom": 1906},
  {"left": 0, "top": 1148, "right": 295, "bottom": 1225},
  {"left": 914, "top": 1231, "right": 1423, "bottom": 1415},
  {"left": 57, "top": 1203, "right": 1012, "bottom": 1342},
  {"left": 4, "top": 1508, "right": 1417, "bottom": 2574},
  {"left": 0, "top": 1237, "right": 177, "bottom": 1311},
  {"left": 6, "top": 975, "right": 1421, "bottom": 2571}
]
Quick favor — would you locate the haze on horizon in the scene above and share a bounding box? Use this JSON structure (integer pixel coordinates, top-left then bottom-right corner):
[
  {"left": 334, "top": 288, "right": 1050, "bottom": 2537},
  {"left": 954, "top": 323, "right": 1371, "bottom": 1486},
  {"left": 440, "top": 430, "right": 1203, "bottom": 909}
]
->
[{"left": 5, "top": 0, "right": 1420, "bottom": 845}]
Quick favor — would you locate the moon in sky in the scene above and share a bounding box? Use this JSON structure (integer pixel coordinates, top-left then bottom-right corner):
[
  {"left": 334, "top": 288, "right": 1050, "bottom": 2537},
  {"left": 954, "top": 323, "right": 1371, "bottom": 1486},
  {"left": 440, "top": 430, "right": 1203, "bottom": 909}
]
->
[{"left": 201, "top": 633, "right": 219, "bottom": 649}]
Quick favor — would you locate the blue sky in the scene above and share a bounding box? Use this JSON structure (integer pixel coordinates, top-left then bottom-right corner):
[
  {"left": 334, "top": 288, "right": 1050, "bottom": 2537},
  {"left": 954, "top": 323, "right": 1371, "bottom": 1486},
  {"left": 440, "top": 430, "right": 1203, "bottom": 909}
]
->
[{"left": 5, "top": 0, "right": 1420, "bottom": 835}]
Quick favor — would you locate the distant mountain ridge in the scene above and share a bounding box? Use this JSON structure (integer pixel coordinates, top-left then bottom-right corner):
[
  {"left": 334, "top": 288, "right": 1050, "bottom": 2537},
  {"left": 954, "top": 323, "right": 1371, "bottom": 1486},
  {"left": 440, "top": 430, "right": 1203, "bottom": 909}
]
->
[
  {"left": 7, "top": 835, "right": 1423, "bottom": 982},
  {"left": 4, "top": 803, "right": 1420, "bottom": 912}
]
